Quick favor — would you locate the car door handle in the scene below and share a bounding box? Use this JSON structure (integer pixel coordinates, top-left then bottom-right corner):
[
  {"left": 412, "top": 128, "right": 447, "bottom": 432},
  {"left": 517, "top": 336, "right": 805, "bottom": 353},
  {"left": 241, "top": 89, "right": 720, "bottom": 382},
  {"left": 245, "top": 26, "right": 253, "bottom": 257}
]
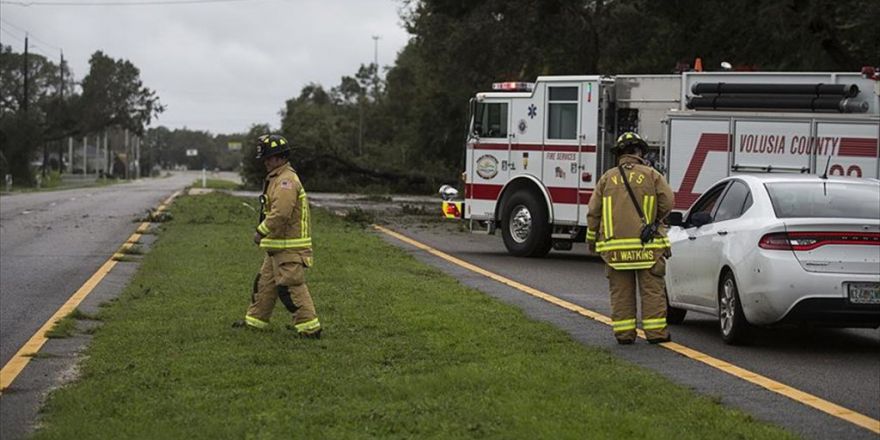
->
[
  {"left": 717, "top": 230, "right": 728, "bottom": 236},
  {"left": 688, "top": 235, "right": 697, "bottom": 240}
]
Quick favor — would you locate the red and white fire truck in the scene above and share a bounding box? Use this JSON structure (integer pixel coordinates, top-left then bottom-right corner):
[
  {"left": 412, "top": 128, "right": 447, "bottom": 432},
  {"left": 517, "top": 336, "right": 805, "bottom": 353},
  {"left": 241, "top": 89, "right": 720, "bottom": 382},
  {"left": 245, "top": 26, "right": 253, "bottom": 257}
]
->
[{"left": 440, "top": 69, "right": 880, "bottom": 257}]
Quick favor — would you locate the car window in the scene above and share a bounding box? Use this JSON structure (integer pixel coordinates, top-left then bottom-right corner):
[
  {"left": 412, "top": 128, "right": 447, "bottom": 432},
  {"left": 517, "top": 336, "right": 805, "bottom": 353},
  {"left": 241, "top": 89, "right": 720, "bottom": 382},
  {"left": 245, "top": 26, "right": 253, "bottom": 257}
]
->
[
  {"left": 687, "top": 182, "right": 728, "bottom": 224},
  {"left": 714, "top": 180, "right": 751, "bottom": 222},
  {"left": 765, "top": 182, "right": 880, "bottom": 219}
]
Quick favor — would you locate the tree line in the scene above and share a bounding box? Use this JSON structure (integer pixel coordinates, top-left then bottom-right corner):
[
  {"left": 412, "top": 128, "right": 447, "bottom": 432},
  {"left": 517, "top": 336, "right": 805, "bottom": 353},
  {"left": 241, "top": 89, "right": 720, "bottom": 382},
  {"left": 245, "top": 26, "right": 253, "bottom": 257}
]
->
[
  {"left": 3, "top": 0, "right": 876, "bottom": 191},
  {"left": 244, "top": 0, "right": 877, "bottom": 191},
  {"left": 0, "top": 47, "right": 163, "bottom": 185}
]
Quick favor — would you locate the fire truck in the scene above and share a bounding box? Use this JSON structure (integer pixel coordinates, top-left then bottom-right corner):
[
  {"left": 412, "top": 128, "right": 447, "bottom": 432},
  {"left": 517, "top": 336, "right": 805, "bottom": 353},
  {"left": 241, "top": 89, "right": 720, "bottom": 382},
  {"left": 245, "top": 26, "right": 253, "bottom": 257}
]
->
[{"left": 440, "top": 69, "right": 880, "bottom": 257}]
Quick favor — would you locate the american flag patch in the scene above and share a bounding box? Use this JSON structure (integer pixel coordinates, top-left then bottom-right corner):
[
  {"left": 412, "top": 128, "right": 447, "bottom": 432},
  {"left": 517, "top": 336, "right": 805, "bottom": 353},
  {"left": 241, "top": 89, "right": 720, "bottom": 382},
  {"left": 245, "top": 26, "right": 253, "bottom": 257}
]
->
[{"left": 280, "top": 180, "right": 293, "bottom": 190}]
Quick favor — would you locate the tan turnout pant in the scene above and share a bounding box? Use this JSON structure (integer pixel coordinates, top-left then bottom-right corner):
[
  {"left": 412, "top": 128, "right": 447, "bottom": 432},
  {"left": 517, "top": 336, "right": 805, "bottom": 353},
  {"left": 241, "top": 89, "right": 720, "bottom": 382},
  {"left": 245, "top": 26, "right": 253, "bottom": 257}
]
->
[
  {"left": 606, "top": 258, "right": 669, "bottom": 342},
  {"left": 244, "top": 251, "right": 319, "bottom": 333}
]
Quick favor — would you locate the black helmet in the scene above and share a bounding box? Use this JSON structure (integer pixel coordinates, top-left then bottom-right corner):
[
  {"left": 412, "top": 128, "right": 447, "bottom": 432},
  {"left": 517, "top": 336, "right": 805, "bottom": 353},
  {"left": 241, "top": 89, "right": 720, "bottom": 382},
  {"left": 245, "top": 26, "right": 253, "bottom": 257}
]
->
[
  {"left": 255, "top": 134, "right": 291, "bottom": 159},
  {"left": 613, "top": 132, "right": 648, "bottom": 154}
]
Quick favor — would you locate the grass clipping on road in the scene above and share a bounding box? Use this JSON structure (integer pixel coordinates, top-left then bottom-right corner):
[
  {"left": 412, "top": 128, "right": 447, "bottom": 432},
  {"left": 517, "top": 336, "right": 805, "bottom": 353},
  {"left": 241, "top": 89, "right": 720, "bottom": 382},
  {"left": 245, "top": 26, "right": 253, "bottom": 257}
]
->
[{"left": 34, "top": 193, "right": 794, "bottom": 439}]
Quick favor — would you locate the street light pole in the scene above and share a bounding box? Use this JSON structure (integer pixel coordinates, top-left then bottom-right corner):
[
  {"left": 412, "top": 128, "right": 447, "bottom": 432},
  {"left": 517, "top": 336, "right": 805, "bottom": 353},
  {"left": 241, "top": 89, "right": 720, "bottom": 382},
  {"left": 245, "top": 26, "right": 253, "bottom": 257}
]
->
[{"left": 372, "top": 35, "right": 380, "bottom": 72}]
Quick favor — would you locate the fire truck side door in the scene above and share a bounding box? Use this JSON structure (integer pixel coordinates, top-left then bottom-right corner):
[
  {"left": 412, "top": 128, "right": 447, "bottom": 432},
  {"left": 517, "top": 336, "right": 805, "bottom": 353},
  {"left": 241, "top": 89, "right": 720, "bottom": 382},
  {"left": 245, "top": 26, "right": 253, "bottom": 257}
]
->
[
  {"left": 542, "top": 83, "right": 583, "bottom": 223},
  {"left": 579, "top": 80, "right": 601, "bottom": 224},
  {"left": 469, "top": 100, "right": 511, "bottom": 220}
]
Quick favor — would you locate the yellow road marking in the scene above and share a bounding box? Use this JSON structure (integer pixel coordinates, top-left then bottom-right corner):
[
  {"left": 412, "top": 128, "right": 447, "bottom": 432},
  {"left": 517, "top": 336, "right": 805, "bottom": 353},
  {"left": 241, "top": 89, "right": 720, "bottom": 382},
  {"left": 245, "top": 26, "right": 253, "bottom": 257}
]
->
[
  {"left": 0, "top": 191, "right": 180, "bottom": 394},
  {"left": 373, "top": 225, "right": 880, "bottom": 434}
]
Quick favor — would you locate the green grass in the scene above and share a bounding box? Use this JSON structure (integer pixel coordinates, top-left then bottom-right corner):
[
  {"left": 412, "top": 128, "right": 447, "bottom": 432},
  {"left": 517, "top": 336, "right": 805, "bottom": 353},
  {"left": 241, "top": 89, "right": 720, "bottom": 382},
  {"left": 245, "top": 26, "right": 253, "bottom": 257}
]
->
[
  {"left": 194, "top": 178, "right": 241, "bottom": 190},
  {"left": 45, "top": 313, "right": 78, "bottom": 339},
  {"left": 34, "top": 193, "right": 796, "bottom": 439}
]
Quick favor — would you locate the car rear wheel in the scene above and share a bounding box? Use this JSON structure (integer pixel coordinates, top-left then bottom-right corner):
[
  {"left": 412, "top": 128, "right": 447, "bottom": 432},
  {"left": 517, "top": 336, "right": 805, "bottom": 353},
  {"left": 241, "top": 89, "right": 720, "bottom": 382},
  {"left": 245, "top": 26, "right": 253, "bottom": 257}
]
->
[
  {"left": 501, "top": 189, "right": 551, "bottom": 257},
  {"left": 718, "top": 270, "right": 751, "bottom": 345}
]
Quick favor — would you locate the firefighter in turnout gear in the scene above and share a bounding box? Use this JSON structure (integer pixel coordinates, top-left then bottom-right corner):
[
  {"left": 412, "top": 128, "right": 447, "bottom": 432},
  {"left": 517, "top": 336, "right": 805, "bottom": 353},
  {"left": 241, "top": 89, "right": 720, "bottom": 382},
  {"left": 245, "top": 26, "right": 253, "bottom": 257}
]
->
[
  {"left": 233, "top": 134, "right": 321, "bottom": 338},
  {"left": 586, "top": 132, "right": 674, "bottom": 344}
]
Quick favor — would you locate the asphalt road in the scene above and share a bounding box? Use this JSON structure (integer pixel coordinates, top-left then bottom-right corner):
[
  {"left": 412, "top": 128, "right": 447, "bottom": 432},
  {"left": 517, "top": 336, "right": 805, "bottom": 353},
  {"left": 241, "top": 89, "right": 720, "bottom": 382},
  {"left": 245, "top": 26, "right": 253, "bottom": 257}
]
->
[
  {"left": 386, "top": 220, "right": 880, "bottom": 437},
  {"left": 0, "top": 172, "right": 201, "bottom": 367}
]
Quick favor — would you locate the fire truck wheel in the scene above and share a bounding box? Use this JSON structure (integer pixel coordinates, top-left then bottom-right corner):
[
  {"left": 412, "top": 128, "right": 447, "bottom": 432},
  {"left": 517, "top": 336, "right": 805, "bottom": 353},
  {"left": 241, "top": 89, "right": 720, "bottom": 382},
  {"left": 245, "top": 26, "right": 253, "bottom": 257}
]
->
[{"left": 500, "top": 189, "right": 551, "bottom": 257}]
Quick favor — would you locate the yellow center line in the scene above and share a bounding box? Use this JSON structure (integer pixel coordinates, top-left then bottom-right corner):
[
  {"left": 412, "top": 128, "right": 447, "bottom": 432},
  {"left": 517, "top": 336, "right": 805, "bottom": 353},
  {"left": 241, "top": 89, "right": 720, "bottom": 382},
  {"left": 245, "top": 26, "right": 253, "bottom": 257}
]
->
[
  {"left": 373, "top": 224, "right": 880, "bottom": 434},
  {"left": 0, "top": 191, "right": 181, "bottom": 395}
]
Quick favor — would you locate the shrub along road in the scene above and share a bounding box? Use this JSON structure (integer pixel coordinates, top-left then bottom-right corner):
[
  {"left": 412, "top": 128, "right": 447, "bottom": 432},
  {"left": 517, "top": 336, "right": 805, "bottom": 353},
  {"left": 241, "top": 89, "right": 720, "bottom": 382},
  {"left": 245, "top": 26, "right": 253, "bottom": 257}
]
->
[{"left": 29, "top": 193, "right": 792, "bottom": 439}]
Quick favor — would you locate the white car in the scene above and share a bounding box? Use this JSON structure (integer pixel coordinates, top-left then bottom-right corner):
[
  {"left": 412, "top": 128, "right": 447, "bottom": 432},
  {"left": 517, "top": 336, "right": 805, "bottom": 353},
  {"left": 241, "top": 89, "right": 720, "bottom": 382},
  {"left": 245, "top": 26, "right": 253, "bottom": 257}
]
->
[{"left": 664, "top": 174, "right": 880, "bottom": 344}]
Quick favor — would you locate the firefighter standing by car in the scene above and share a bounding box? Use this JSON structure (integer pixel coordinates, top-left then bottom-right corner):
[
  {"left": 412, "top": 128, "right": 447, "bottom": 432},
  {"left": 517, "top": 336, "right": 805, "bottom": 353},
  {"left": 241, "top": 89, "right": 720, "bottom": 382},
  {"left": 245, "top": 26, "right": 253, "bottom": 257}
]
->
[
  {"left": 233, "top": 134, "right": 322, "bottom": 338},
  {"left": 586, "top": 132, "right": 674, "bottom": 344}
]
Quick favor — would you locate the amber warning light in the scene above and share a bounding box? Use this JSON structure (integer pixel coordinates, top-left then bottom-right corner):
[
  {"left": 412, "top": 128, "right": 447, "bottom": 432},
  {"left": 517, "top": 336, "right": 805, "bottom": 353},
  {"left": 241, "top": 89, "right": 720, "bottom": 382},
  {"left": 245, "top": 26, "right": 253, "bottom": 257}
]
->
[
  {"left": 492, "top": 82, "right": 535, "bottom": 92},
  {"left": 442, "top": 201, "right": 463, "bottom": 219}
]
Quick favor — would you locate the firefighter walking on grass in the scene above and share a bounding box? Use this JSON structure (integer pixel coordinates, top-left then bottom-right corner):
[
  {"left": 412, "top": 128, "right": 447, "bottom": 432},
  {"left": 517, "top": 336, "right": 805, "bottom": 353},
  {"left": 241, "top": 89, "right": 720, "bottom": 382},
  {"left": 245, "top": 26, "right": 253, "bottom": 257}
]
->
[
  {"left": 233, "top": 134, "right": 322, "bottom": 338},
  {"left": 586, "top": 132, "right": 674, "bottom": 345}
]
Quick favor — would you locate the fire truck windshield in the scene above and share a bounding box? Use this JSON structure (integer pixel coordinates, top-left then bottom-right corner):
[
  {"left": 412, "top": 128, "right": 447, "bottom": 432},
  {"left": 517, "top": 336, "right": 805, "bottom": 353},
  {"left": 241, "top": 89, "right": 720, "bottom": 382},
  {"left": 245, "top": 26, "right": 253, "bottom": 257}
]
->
[{"left": 473, "top": 102, "right": 509, "bottom": 138}]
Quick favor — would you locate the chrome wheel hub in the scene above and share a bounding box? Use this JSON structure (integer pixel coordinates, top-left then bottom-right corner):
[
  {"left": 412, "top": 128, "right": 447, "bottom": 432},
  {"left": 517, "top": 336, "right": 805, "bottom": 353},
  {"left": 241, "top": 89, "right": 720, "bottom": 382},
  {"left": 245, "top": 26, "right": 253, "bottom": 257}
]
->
[
  {"left": 720, "top": 278, "right": 736, "bottom": 335},
  {"left": 509, "top": 205, "right": 532, "bottom": 244}
]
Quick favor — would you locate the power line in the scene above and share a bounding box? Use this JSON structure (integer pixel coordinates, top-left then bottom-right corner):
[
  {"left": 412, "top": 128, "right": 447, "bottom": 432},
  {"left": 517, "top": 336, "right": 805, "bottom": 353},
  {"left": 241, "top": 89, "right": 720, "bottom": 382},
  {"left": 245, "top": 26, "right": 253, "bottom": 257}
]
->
[
  {"left": 0, "top": 18, "right": 63, "bottom": 51},
  {"left": 1, "top": 0, "right": 264, "bottom": 6},
  {"left": 0, "top": 27, "right": 26, "bottom": 43}
]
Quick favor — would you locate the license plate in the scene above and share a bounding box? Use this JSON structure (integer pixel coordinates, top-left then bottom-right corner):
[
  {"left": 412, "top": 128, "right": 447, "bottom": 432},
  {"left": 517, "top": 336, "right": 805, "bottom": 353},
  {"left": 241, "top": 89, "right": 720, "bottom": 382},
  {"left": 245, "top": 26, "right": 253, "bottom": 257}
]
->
[{"left": 847, "top": 282, "right": 880, "bottom": 305}]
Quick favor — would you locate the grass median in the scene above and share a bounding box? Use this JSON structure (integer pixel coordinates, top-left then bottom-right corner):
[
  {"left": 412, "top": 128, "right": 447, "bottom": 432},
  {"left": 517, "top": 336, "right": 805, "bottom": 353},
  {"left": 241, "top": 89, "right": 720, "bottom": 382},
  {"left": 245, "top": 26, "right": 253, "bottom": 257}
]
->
[{"left": 34, "top": 193, "right": 796, "bottom": 439}]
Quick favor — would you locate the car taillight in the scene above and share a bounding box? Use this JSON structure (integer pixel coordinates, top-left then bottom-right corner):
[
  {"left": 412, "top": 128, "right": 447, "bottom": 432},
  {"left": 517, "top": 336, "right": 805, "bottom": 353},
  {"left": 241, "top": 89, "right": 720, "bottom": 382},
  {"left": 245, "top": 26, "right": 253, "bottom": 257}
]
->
[
  {"left": 759, "top": 232, "right": 880, "bottom": 251},
  {"left": 759, "top": 233, "right": 792, "bottom": 250}
]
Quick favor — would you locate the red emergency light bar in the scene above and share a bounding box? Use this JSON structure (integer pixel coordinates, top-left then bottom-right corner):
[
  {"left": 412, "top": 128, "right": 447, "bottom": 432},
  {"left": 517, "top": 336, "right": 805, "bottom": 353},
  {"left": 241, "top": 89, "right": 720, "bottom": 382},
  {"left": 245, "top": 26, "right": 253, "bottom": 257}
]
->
[{"left": 492, "top": 82, "right": 535, "bottom": 92}]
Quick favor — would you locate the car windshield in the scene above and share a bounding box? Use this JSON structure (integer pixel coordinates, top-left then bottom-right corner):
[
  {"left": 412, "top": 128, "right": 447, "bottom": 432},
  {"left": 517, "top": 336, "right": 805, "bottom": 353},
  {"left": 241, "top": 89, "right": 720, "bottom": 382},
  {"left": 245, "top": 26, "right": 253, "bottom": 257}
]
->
[{"left": 765, "top": 181, "right": 880, "bottom": 219}]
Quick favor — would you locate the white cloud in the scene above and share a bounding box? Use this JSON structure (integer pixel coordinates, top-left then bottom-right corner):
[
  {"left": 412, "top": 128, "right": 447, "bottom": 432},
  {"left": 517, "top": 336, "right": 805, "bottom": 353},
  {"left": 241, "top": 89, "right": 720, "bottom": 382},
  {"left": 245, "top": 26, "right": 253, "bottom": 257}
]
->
[{"left": 0, "top": 0, "right": 410, "bottom": 134}]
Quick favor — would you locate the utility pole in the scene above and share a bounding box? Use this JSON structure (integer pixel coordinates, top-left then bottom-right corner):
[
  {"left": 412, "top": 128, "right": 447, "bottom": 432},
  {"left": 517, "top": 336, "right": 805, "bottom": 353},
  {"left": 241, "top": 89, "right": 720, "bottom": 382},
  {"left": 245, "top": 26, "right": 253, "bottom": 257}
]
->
[
  {"left": 67, "top": 137, "right": 73, "bottom": 174},
  {"left": 135, "top": 136, "right": 141, "bottom": 179},
  {"left": 372, "top": 35, "right": 380, "bottom": 71},
  {"left": 124, "top": 129, "right": 129, "bottom": 179},
  {"left": 82, "top": 135, "right": 87, "bottom": 175},
  {"left": 58, "top": 51, "right": 65, "bottom": 173},
  {"left": 22, "top": 35, "right": 29, "bottom": 114}
]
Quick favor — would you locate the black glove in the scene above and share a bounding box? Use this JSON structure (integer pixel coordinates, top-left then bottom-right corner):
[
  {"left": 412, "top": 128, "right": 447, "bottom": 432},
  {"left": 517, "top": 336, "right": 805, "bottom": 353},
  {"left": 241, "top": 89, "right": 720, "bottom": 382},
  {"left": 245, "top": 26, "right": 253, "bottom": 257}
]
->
[{"left": 640, "top": 222, "right": 659, "bottom": 244}]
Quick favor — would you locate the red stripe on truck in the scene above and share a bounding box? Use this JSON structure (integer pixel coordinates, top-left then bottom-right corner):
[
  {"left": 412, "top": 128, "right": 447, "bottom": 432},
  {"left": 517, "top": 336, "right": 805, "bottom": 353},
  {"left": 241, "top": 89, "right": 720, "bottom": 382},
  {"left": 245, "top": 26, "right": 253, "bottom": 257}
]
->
[
  {"left": 465, "top": 183, "right": 503, "bottom": 200},
  {"left": 675, "top": 133, "right": 731, "bottom": 209},
  {"left": 839, "top": 138, "right": 879, "bottom": 158},
  {"left": 471, "top": 143, "right": 597, "bottom": 152},
  {"left": 466, "top": 184, "right": 592, "bottom": 205}
]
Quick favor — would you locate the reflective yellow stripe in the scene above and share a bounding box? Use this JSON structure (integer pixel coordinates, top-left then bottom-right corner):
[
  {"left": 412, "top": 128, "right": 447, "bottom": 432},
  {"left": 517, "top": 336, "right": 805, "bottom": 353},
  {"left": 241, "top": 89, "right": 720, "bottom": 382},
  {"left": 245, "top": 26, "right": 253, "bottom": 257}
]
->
[
  {"left": 586, "top": 229, "right": 597, "bottom": 241},
  {"left": 601, "top": 199, "right": 608, "bottom": 238},
  {"left": 299, "top": 190, "right": 310, "bottom": 239},
  {"left": 245, "top": 315, "right": 269, "bottom": 329},
  {"left": 612, "top": 318, "right": 636, "bottom": 328},
  {"left": 595, "top": 237, "right": 670, "bottom": 252},
  {"left": 259, "top": 238, "right": 313, "bottom": 249},
  {"left": 602, "top": 196, "right": 613, "bottom": 238},
  {"left": 642, "top": 317, "right": 667, "bottom": 330},
  {"left": 612, "top": 318, "right": 637, "bottom": 332},
  {"left": 608, "top": 261, "right": 655, "bottom": 270},
  {"left": 596, "top": 242, "right": 669, "bottom": 252},
  {"left": 294, "top": 317, "right": 321, "bottom": 333},
  {"left": 257, "top": 222, "right": 270, "bottom": 236},
  {"left": 642, "top": 195, "right": 655, "bottom": 224}
]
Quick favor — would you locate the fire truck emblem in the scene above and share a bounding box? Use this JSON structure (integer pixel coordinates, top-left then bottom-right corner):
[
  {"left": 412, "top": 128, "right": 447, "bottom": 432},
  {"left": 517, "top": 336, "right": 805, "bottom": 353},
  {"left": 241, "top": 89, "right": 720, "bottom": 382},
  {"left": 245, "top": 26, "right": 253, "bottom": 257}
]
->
[
  {"left": 476, "top": 154, "right": 499, "bottom": 179},
  {"left": 527, "top": 104, "right": 537, "bottom": 119},
  {"left": 518, "top": 119, "right": 527, "bottom": 134}
]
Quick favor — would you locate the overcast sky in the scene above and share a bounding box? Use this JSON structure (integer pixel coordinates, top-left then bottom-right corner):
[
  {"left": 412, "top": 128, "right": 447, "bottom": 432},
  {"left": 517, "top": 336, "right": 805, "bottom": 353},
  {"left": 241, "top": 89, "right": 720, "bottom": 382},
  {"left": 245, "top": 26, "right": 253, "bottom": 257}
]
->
[{"left": 0, "top": 0, "right": 410, "bottom": 135}]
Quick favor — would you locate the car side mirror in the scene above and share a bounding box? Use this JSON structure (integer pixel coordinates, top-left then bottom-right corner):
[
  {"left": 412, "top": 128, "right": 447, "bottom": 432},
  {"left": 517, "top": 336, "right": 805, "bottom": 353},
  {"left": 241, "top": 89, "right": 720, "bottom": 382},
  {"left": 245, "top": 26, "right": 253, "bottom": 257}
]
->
[
  {"left": 690, "top": 211, "right": 712, "bottom": 228},
  {"left": 667, "top": 212, "right": 684, "bottom": 227}
]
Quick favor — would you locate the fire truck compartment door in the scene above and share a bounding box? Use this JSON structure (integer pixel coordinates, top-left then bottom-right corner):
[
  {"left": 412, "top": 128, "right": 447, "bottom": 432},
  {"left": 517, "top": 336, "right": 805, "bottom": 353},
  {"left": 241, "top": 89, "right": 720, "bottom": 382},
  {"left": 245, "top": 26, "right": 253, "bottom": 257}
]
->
[{"left": 732, "top": 119, "right": 812, "bottom": 173}]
